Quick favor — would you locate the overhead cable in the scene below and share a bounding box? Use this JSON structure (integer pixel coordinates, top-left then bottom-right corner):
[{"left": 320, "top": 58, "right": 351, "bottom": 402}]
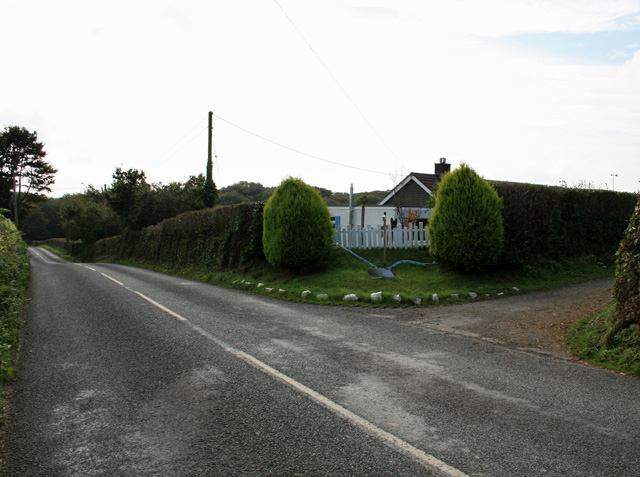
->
[
  {"left": 156, "top": 118, "right": 208, "bottom": 166},
  {"left": 272, "top": 0, "right": 400, "bottom": 164},
  {"left": 212, "top": 113, "right": 388, "bottom": 175}
]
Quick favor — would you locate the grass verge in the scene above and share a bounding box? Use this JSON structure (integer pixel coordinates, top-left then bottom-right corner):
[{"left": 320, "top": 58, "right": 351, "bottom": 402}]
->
[
  {"left": 59, "top": 245, "right": 616, "bottom": 307},
  {"left": 40, "top": 244, "right": 77, "bottom": 262},
  {"left": 567, "top": 303, "right": 640, "bottom": 377},
  {"left": 1, "top": 218, "right": 30, "bottom": 425}
]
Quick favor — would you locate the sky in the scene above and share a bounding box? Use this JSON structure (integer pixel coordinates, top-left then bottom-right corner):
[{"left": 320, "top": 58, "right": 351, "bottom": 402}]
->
[{"left": 2, "top": 0, "right": 640, "bottom": 197}]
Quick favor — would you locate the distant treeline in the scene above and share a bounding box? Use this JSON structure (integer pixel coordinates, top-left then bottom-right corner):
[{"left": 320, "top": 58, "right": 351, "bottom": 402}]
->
[
  {"left": 217, "top": 181, "right": 386, "bottom": 207},
  {"left": 22, "top": 177, "right": 387, "bottom": 243}
]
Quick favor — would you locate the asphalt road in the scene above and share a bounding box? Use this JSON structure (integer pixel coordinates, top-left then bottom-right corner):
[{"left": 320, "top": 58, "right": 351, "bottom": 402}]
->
[{"left": 2, "top": 248, "right": 640, "bottom": 476}]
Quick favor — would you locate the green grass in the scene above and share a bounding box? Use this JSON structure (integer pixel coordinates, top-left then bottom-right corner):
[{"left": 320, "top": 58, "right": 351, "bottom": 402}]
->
[
  {"left": 91, "top": 247, "right": 614, "bottom": 307},
  {"left": 1, "top": 218, "right": 30, "bottom": 426},
  {"left": 40, "top": 244, "right": 78, "bottom": 262},
  {"left": 567, "top": 303, "right": 640, "bottom": 376}
]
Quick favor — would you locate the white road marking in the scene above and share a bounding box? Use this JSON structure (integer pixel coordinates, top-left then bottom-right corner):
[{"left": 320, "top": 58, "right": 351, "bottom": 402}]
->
[
  {"left": 100, "top": 273, "right": 125, "bottom": 287},
  {"left": 90, "top": 267, "right": 468, "bottom": 476},
  {"left": 133, "top": 291, "right": 187, "bottom": 322},
  {"left": 184, "top": 320, "right": 469, "bottom": 477},
  {"left": 30, "top": 248, "right": 54, "bottom": 264},
  {"left": 238, "top": 353, "right": 468, "bottom": 476}
]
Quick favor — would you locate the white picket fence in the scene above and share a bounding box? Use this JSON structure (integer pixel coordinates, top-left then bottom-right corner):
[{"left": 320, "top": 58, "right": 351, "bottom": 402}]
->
[{"left": 334, "top": 223, "right": 429, "bottom": 249}]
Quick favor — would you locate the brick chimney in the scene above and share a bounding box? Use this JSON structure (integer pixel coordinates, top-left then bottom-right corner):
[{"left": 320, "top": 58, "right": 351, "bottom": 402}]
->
[{"left": 434, "top": 157, "right": 450, "bottom": 175}]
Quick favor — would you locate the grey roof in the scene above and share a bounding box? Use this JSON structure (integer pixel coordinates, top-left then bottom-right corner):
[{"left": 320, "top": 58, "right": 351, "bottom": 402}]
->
[
  {"left": 409, "top": 172, "right": 441, "bottom": 192},
  {"left": 378, "top": 172, "right": 443, "bottom": 207}
]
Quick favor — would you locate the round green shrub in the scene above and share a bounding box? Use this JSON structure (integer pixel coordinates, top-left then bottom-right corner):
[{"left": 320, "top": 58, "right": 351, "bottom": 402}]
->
[
  {"left": 613, "top": 196, "right": 640, "bottom": 327},
  {"left": 262, "top": 177, "right": 334, "bottom": 270},
  {"left": 428, "top": 164, "right": 504, "bottom": 272}
]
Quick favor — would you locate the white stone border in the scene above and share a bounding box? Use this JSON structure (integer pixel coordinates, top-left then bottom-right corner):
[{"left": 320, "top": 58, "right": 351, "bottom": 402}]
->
[{"left": 233, "top": 278, "right": 521, "bottom": 306}]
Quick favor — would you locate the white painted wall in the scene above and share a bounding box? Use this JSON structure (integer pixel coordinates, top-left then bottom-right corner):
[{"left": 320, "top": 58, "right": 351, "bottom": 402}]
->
[{"left": 329, "top": 205, "right": 432, "bottom": 228}]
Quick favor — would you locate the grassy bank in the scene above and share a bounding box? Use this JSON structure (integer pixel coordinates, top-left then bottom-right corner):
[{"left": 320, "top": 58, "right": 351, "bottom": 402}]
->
[
  {"left": 84, "top": 246, "right": 615, "bottom": 307},
  {"left": 0, "top": 217, "right": 30, "bottom": 423},
  {"left": 567, "top": 304, "right": 640, "bottom": 377}
]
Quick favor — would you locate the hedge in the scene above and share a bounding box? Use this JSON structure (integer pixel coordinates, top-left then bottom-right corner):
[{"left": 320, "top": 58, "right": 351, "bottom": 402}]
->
[
  {"left": 0, "top": 216, "right": 30, "bottom": 382},
  {"left": 490, "top": 182, "right": 637, "bottom": 266},
  {"left": 42, "top": 184, "right": 638, "bottom": 271},
  {"left": 613, "top": 196, "right": 640, "bottom": 327},
  {"left": 44, "top": 202, "right": 266, "bottom": 270}
]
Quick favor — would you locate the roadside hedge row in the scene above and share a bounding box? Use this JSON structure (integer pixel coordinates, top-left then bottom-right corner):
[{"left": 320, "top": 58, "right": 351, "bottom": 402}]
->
[
  {"left": 0, "top": 216, "right": 30, "bottom": 382},
  {"left": 490, "top": 182, "right": 637, "bottom": 266},
  {"left": 44, "top": 183, "right": 637, "bottom": 271},
  {"left": 46, "top": 202, "right": 266, "bottom": 269}
]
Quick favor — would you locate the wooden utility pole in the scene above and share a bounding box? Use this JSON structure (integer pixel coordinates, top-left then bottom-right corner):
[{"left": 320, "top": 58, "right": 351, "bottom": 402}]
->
[
  {"left": 203, "top": 111, "right": 217, "bottom": 207},
  {"left": 207, "top": 111, "right": 213, "bottom": 184}
]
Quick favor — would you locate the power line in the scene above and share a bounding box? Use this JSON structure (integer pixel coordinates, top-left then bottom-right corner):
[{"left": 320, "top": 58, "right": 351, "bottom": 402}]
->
[
  {"left": 156, "top": 118, "right": 208, "bottom": 166},
  {"left": 212, "top": 113, "right": 389, "bottom": 176},
  {"left": 272, "top": 0, "right": 400, "bottom": 163}
]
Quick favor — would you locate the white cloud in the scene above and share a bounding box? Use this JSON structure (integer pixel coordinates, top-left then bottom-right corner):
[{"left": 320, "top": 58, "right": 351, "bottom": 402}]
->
[
  {"left": 428, "top": 0, "right": 640, "bottom": 36},
  {"left": 1, "top": 0, "right": 639, "bottom": 196}
]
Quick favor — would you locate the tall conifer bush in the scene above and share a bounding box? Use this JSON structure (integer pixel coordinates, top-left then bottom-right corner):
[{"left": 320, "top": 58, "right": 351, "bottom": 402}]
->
[
  {"left": 428, "top": 164, "right": 503, "bottom": 272},
  {"left": 262, "top": 177, "right": 333, "bottom": 270}
]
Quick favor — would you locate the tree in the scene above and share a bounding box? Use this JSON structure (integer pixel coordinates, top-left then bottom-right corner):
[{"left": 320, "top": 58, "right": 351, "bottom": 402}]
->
[
  {"left": 218, "top": 181, "right": 273, "bottom": 206},
  {"left": 262, "top": 177, "right": 333, "bottom": 270},
  {"left": 202, "top": 178, "right": 218, "bottom": 208},
  {"left": 22, "top": 197, "right": 66, "bottom": 242},
  {"left": 105, "top": 167, "right": 149, "bottom": 230},
  {"left": 60, "top": 193, "right": 122, "bottom": 243},
  {"left": 0, "top": 126, "right": 57, "bottom": 228},
  {"left": 184, "top": 173, "right": 210, "bottom": 210},
  {"left": 428, "top": 164, "right": 503, "bottom": 272},
  {"left": 104, "top": 168, "right": 211, "bottom": 231},
  {"left": 612, "top": 196, "right": 640, "bottom": 327}
]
